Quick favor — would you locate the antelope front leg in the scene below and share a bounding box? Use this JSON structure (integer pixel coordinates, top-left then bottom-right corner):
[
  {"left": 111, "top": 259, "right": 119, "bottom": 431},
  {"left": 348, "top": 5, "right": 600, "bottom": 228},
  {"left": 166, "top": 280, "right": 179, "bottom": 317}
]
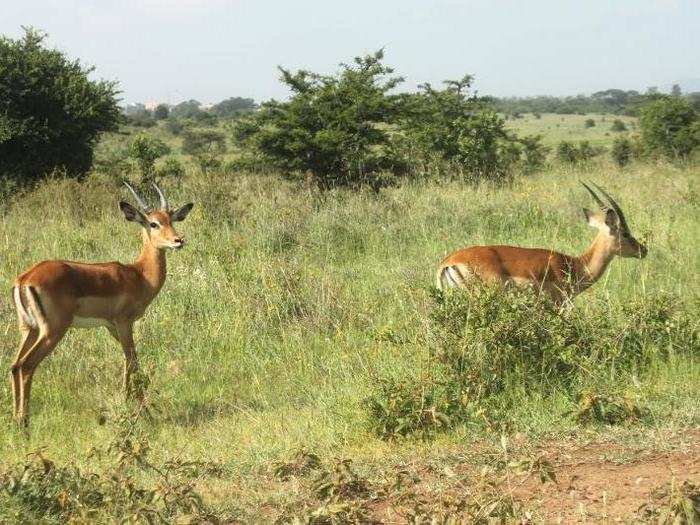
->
[{"left": 114, "top": 321, "right": 140, "bottom": 401}]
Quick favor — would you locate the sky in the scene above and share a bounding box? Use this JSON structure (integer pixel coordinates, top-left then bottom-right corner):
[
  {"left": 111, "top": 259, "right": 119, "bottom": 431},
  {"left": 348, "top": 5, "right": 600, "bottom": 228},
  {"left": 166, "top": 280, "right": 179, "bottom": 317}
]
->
[{"left": 2, "top": 0, "right": 698, "bottom": 105}]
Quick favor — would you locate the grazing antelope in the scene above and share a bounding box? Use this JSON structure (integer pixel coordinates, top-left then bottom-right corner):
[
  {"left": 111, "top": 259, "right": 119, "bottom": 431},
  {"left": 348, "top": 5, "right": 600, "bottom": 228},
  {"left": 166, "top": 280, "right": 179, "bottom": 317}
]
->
[
  {"left": 436, "top": 182, "right": 647, "bottom": 305},
  {"left": 11, "top": 182, "right": 193, "bottom": 427}
]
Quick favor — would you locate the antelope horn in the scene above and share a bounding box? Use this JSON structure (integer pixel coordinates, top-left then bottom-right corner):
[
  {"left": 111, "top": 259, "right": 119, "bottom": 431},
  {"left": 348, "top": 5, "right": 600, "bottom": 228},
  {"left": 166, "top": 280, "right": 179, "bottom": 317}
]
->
[
  {"left": 591, "top": 182, "right": 630, "bottom": 229},
  {"left": 152, "top": 182, "right": 168, "bottom": 211},
  {"left": 581, "top": 181, "right": 606, "bottom": 210},
  {"left": 123, "top": 181, "right": 151, "bottom": 212}
]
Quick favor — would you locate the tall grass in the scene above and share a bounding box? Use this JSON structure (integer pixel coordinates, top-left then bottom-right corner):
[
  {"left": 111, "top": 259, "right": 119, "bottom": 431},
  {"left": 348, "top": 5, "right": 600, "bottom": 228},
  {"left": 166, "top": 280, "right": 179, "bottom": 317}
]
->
[{"left": 0, "top": 160, "right": 697, "bottom": 516}]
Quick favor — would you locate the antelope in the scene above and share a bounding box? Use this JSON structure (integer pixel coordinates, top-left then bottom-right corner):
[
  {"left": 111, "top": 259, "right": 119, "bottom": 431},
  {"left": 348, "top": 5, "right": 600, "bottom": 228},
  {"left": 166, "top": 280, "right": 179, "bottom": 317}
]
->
[
  {"left": 436, "top": 182, "right": 647, "bottom": 305},
  {"left": 11, "top": 182, "right": 193, "bottom": 427}
]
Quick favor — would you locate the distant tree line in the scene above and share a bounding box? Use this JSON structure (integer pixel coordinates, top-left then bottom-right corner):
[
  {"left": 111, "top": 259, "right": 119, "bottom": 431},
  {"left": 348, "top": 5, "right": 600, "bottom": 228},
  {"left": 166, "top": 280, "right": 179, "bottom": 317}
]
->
[
  {"left": 490, "top": 86, "right": 700, "bottom": 117},
  {"left": 124, "top": 97, "right": 257, "bottom": 128}
]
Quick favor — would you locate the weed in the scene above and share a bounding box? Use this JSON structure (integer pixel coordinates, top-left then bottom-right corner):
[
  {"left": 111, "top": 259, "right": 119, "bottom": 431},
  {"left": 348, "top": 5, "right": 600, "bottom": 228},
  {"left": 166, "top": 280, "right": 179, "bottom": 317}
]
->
[{"left": 638, "top": 479, "right": 700, "bottom": 524}]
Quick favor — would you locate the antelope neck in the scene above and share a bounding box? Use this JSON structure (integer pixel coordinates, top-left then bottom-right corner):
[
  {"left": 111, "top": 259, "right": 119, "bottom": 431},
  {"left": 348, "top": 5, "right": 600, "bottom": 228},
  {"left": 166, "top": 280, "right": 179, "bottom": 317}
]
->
[
  {"left": 576, "top": 233, "right": 616, "bottom": 289},
  {"left": 134, "top": 229, "right": 167, "bottom": 294}
]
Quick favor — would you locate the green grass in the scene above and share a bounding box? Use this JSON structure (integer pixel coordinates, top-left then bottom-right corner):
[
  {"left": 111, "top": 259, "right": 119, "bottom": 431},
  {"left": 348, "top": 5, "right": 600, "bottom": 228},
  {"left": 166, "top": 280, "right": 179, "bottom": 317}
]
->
[
  {"left": 506, "top": 113, "right": 638, "bottom": 148},
  {"left": 0, "top": 149, "right": 697, "bottom": 518}
]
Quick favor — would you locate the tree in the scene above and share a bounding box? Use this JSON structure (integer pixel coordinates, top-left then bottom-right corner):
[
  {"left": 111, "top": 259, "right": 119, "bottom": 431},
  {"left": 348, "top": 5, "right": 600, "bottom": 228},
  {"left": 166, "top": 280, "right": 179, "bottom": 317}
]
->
[
  {"left": 671, "top": 84, "right": 682, "bottom": 97},
  {"left": 584, "top": 118, "right": 596, "bottom": 128},
  {"left": 153, "top": 104, "right": 170, "bottom": 120},
  {"left": 233, "top": 50, "right": 403, "bottom": 186},
  {"left": 182, "top": 128, "right": 227, "bottom": 173},
  {"left": 639, "top": 97, "right": 699, "bottom": 159},
  {"left": 171, "top": 99, "right": 203, "bottom": 119},
  {"left": 0, "top": 28, "right": 121, "bottom": 181},
  {"left": 212, "top": 97, "right": 256, "bottom": 117},
  {"left": 128, "top": 134, "right": 170, "bottom": 181}
]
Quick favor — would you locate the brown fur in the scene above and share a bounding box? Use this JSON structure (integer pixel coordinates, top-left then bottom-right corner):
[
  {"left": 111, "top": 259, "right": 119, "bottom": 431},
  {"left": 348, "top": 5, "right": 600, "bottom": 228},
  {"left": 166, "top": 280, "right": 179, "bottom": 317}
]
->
[{"left": 437, "top": 206, "right": 647, "bottom": 305}]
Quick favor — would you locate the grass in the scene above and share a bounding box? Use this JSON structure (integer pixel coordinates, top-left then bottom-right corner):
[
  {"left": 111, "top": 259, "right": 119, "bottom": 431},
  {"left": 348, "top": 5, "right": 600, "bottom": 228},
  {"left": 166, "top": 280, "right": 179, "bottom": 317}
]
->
[
  {"left": 0, "top": 117, "right": 697, "bottom": 519},
  {"left": 506, "top": 112, "right": 638, "bottom": 148}
]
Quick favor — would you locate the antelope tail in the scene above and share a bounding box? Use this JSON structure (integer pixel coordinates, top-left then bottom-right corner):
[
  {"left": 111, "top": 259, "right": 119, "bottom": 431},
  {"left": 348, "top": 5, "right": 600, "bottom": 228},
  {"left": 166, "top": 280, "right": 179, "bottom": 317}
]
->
[{"left": 13, "top": 286, "right": 45, "bottom": 329}]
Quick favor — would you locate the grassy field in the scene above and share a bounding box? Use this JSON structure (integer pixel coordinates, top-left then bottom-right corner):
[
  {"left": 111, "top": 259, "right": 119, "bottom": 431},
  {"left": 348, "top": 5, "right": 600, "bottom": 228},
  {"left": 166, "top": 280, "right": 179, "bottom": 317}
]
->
[{"left": 0, "top": 117, "right": 698, "bottom": 521}]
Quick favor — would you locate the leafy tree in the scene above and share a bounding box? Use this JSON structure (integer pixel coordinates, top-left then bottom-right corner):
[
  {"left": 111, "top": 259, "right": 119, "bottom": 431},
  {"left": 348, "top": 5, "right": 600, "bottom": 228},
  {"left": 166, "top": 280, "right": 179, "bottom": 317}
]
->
[
  {"left": 165, "top": 118, "right": 185, "bottom": 136},
  {"left": 0, "top": 28, "right": 121, "bottom": 181},
  {"left": 397, "top": 76, "right": 538, "bottom": 180},
  {"left": 171, "top": 99, "right": 202, "bottom": 119},
  {"left": 233, "top": 50, "right": 403, "bottom": 186},
  {"left": 212, "top": 97, "right": 256, "bottom": 118},
  {"left": 153, "top": 104, "right": 170, "bottom": 120},
  {"left": 671, "top": 84, "right": 682, "bottom": 97},
  {"left": 182, "top": 128, "right": 226, "bottom": 173},
  {"left": 584, "top": 118, "right": 596, "bottom": 128},
  {"left": 128, "top": 134, "right": 170, "bottom": 181},
  {"left": 556, "top": 140, "right": 601, "bottom": 164},
  {"left": 639, "top": 97, "right": 699, "bottom": 159},
  {"left": 611, "top": 137, "right": 632, "bottom": 167}
]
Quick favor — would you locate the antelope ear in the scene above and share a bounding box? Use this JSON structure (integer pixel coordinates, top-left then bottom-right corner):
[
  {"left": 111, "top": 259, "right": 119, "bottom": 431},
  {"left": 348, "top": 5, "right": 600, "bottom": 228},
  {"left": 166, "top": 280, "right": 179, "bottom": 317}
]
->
[
  {"left": 170, "top": 202, "right": 194, "bottom": 222},
  {"left": 604, "top": 208, "right": 620, "bottom": 230},
  {"left": 583, "top": 208, "right": 609, "bottom": 231},
  {"left": 583, "top": 208, "right": 594, "bottom": 223},
  {"left": 119, "top": 201, "right": 147, "bottom": 225}
]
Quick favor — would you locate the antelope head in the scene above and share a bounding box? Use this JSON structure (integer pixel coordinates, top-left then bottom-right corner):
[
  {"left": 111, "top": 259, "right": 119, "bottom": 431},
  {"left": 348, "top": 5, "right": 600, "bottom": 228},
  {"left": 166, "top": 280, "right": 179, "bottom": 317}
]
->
[
  {"left": 581, "top": 181, "right": 647, "bottom": 259},
  {"left": 120, "top": 182, "right": 194, "bottom": 250}
]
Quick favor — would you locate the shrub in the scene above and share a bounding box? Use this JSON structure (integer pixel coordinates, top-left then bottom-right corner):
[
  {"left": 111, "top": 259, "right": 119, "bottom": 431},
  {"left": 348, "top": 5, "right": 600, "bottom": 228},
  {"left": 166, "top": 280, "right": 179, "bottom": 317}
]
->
[
  {"left": 639, "top": 96, "right": 699, "bottom": 159},
  {"left": 0, "top": 28, "right": 120, "bottom": 182},
  {"left": 611, "top": 119, "right": 627, "bottom": 132},
  {"left": 156, "top": 157, "right": 185, "bottom": 179},
  {"left": 233, "top": 50, "right": 402, "bottom": 187},
  {"left": 556, "top": 140, "right": 601, "bottom": 164},
  {"left": 128, "top": 134, "right": 170, "bottom": 181},
  {"left": 584, "top": 118, "right": 596, "bottom": 128},
  {"left": 611, "top": 137, "right": 633, "bottom": 167},
  {"left": 165, "top": 117, "right": 185, "bottom": 136},
  {"left": 367, "top": 285, "right": 696, "bottom": 439},
  {"left": 182, "top": 128, "right": 226, "bottom": 173}
]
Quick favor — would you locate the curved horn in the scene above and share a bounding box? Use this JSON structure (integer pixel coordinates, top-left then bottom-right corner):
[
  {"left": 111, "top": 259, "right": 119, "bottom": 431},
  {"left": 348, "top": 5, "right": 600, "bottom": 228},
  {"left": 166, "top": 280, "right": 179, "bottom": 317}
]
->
[
  {"left": 591, "top": 182, "right": 629, "bottom": 229},
  {"left": 581, "top": 181, "right": 606, "bottom": 210},
  {"left": 123, "top": 181, "right": 151, "bottom": 212},
  {"left": 152, "top": 182, "right": 168, "bottom": 211}
]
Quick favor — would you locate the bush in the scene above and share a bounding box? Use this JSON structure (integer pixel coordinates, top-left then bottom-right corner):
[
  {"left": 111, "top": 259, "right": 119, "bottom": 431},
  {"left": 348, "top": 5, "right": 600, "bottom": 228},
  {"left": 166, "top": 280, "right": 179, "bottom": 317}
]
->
[
  {"left": 611, "top": 137, "right": 633, "bottom": 167},
  {"left": 156, "top": 157, "right": 185, "bottom": 179},
  {"left": 639, "top": 96, "right": 699, "bottom": 159},
  {"left": 556, "top": 140, "right": 601, "bottom": 164},
  {"left": 233, "top": 50, "right": 402, "bottom": 187},
  {"left": 584, "top": 118, "right": 596, "bottom": 128},
  {"left": 0, "top": 29, "right": 120, "bottom": 182},
  {"left": 611, "top": 119, "right": 627, "bottom": 132},
  {"left": 165, "top": 117, "right": 185, "bottom": 136},
  {"left": 367, "top": 285, "right": 696, "bottom": 439},
  {"left": 182, "top": 128, "right": 226, "bottom": 173},
  {"left": 128, "top": 134, "right": 170, "bottom": 181}
]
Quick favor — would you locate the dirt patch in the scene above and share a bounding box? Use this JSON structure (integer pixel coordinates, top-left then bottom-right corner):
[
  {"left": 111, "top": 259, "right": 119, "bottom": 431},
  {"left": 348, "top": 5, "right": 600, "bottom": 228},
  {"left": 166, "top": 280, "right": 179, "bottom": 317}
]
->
[{"left": 513, "top": 437, "right": 700, "bottom": 522}]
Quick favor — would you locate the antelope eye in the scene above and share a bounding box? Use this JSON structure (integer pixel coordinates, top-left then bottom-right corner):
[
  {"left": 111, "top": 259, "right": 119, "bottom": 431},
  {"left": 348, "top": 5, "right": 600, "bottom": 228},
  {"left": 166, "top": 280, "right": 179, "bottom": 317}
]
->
[{"left": 149, "top": 222, "right": 159, "bottom": 229}]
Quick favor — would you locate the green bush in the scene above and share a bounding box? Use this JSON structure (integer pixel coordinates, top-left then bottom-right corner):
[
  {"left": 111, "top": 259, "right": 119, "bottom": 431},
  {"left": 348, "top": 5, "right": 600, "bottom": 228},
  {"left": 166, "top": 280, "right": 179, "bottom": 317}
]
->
[
  {"left": 584, "top": 118, "right": 596, "bottom": 128},
  {"left": 611, "top": 119, "right": 627, "bottom": 132},
  {"left": 233, "top": 50, "right": 402, "bottom": 187},
  {"left": 639, "top": 97, "right": 699, "bottom": 159},
  {"left": 556, "top": 140, "right": 601, "bottom": 164},
  {"left": 611, "top": 137, "right": 633, "bottom": 167},
  {"left": 182, "top": 128, "right": 227, "bottom": 173},
  {"left": 0, "top": 28, "right": 120, "bottom": 182},
  {"left": 368, "top": 285, "right": 697, "bottom": 439},
  {"left": 128, "top": 134, "right": 170, "bottom": 181},
  {"left": 156, "top": 157, "right": 186, "bottom": 179}
]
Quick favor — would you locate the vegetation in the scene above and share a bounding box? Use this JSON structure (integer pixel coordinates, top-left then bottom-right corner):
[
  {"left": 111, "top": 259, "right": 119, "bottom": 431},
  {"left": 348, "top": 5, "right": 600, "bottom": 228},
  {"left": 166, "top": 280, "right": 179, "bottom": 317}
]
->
[
  {"left": 639, "top": 96, "right": 699, "bottom": 160},
  {"left": 0, "top": 157, "right": 697, "bottom": 520},
  {"left": 0, "top": 29, "right": 120, "bottom": 182},
  {"left": 128, "top": 134, "right": 170, "bottom": 181},
  {"left": 611, "top": 137, "right": 633, "bottom": 167}
]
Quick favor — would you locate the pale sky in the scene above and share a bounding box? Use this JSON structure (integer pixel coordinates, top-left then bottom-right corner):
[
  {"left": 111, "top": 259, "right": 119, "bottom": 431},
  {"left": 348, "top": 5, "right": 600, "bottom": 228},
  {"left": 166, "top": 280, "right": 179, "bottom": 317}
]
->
[{"left": 2, "top": 0, "right": 698, "bottom": 105}]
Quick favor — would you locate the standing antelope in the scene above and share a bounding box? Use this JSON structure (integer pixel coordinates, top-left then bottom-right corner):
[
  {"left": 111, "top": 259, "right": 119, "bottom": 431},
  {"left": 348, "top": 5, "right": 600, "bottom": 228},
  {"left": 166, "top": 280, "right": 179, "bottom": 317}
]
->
[
  {"left": 436, "top": 182, "right": 647, "bottom": 305},
  {"left": 11, "top": 182, "right": 193, "bottom": 427}
]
